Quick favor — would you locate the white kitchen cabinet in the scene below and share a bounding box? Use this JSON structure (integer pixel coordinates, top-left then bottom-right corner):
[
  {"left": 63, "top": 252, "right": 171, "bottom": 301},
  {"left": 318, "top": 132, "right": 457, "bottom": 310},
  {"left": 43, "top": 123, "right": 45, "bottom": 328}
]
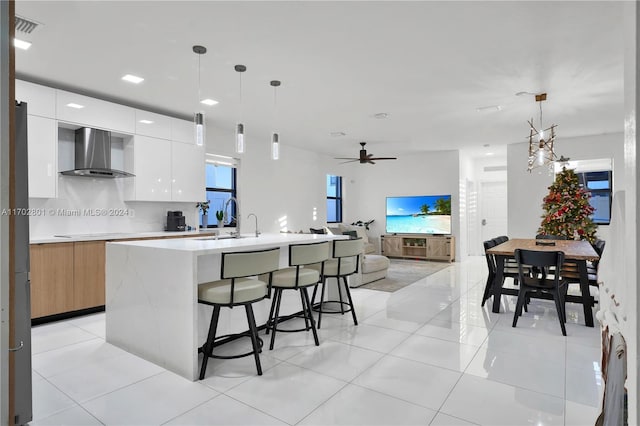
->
[
  {"left": 171, "top": 118, "right": 195, "bottom": 145},
  {"left": 56, "top": 90, "right": 135, "bottom": 134},
  {"left": 27, "top": 116, "right": 57, "bottom": 198},
  {"left": 135, "top": 110, "right": 172, "bottom": 140},
  {"left": 171, "top": 142, "right": 205, "bottom": 201},
  {"left": 15, "top": 80, "right": 56, "bottom": 118},
  {"left": 126, "top": 135, "right": 172, "bottom": 201}
]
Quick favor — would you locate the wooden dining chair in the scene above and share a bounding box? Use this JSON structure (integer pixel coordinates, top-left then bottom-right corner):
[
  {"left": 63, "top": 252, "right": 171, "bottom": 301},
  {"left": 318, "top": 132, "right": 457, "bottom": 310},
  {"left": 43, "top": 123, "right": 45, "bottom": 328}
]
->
[
  {"left": 481, "top": 239, "right": 521, "bottom": 307},
  {"left": 513, "top": 249, "right": 568, "bottom": 336}
]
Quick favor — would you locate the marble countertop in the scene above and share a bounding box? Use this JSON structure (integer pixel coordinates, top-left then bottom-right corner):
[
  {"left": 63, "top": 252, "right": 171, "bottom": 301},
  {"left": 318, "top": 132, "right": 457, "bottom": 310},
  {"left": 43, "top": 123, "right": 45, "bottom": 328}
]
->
[
  {"left": 107, "top": 232, "right": 343, "bottom": 254},
  {"left": 30, "top": 229, "right": 220, "bottom": 244}
]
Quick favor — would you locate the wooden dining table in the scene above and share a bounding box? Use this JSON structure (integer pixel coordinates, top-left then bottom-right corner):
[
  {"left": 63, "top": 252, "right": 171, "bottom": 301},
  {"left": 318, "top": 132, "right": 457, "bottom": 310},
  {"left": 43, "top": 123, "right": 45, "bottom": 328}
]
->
[{"left": 486, "top": 238, "right": 600, "bottom": 327}]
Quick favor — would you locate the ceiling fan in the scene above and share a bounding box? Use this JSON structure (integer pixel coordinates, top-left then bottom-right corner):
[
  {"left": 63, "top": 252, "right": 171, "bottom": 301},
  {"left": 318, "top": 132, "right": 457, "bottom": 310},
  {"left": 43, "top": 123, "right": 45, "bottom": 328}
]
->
[{"left": 335, "top": 142, "right": 397, "bottom": 164}]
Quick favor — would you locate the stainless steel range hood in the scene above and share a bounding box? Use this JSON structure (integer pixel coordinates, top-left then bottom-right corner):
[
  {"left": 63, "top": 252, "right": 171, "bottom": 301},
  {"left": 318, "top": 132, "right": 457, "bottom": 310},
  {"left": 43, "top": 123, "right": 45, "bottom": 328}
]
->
[{"left": 60, "top": 127, "right": 134, "bottom": 178}]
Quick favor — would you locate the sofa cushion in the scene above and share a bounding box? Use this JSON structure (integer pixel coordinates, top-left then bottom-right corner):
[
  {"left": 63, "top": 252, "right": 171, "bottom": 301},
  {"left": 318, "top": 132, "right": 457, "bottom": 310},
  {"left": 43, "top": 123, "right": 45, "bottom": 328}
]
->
[
  {"left": 338, "top": 224, "right": 369, "bottom": 244},
  {"left": 361, "top": 254, "right": 390, "bottom": 274}
]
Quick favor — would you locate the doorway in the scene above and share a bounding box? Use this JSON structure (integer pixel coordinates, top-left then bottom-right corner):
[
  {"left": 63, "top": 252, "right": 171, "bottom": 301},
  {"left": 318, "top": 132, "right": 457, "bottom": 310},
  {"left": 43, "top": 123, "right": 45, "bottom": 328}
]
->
[{"left": 479, "top": 181, "right": 508, "bottom": 249}]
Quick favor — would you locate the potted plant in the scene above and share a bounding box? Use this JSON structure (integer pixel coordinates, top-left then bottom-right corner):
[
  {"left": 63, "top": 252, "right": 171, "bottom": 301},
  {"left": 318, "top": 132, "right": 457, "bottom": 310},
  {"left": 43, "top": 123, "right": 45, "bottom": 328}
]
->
[
  {"left": 215, "top": 210, "right": 224, "bottom": 227},
  {"left": 196, "top": 201, "right": 210, "bottom": 228}
]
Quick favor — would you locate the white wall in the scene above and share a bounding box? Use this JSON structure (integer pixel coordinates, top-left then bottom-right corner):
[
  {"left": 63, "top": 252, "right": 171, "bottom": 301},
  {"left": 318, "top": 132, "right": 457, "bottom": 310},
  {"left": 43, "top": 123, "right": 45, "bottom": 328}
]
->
[
  {"left": 205, "top": 125, "right": 352, "bottom": 236},
  {"left": 507, "top": 132, "right": 624, "bottom": 241},
  {"left": 346, "top": 150, "right": 461, "bottom": 259}
]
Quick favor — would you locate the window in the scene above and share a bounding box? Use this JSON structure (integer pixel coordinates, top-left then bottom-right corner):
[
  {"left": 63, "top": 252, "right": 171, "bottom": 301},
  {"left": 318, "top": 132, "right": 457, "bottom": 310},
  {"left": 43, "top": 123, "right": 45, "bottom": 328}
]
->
[
  {"left": 203, "top": 161, "right": 237, "bottom": 228},
  {"left": 555, "top": 158, "right": 613, "bottom": 226},
  {"left": 577, "top": 170, "right": 612, "bottom": 225},
  {"left": 326, "top": 175, "right": 342, "bottom": 223}
]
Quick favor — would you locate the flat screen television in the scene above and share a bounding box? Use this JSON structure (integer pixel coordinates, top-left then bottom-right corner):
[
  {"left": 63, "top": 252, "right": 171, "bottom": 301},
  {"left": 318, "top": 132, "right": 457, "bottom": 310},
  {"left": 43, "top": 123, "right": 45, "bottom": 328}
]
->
[{"left": 386, "top": 195, "right": 452, "bottom": 234}]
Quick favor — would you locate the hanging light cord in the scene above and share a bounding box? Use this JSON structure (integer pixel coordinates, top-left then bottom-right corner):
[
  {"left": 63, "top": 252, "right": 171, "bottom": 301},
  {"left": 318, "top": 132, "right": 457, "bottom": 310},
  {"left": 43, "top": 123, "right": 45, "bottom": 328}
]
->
[
  {"left": 239, "top": 72, "right": 243, "bottom": 119},
  {"left": 197, "top": 53, "right": 202, "bottom": 105},
  {"left": 539, "top": 101, "right": 543, "bottom": 136},
  {"left": 273, "top": 84, "right": 277, "bottom": 127}
]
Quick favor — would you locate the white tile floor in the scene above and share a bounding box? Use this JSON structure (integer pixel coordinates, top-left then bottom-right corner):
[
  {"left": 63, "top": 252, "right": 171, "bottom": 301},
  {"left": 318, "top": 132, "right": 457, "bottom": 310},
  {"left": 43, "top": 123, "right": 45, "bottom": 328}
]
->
[{"left": 29, "top": 257, "right": 603, "bottom": 425}]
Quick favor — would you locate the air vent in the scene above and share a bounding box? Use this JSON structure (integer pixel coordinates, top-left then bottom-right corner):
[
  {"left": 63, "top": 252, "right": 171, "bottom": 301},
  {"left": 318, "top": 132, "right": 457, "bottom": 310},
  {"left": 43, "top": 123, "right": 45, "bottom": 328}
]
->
[
  {"left": 484, "top": 165, "right": 507, "bottom": 172},
  {"left": 15, "top": 16, "right": 40, "bottom": 34}
]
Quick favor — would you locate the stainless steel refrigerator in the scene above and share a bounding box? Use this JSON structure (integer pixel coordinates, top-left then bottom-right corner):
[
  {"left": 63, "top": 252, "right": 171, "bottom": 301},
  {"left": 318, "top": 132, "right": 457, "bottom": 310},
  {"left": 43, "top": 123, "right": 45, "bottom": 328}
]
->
[{"left": 13, "top": 101, "right": 32, "bottom": 425}]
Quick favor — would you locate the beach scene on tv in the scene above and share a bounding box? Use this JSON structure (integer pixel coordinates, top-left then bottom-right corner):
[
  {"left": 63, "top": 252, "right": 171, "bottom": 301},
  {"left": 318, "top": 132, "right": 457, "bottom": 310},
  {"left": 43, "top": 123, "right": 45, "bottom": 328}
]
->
[{"left": 386, "top": 195, "right": 452, "bottom": 234}]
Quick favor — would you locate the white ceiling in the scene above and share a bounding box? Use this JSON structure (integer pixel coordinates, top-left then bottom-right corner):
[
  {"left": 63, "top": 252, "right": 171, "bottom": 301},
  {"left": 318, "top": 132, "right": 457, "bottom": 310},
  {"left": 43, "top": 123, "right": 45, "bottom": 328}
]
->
[{"left": 15, "top": 1, "right": 625, "bottom": 159}]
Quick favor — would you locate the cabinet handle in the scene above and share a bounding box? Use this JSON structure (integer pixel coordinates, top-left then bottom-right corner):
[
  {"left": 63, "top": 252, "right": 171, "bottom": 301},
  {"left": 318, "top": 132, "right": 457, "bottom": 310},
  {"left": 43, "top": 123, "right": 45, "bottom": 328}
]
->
[{"left": 9, "top": 341, "right": 23, "bottom": 352}]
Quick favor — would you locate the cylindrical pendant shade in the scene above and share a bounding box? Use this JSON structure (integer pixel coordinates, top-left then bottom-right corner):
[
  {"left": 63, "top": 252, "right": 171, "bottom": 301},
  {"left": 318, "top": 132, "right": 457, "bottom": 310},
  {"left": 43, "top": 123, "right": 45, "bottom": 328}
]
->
[
  {"left": 271, "top": 133, "right": 279, "bottom": 160},
  {"left": 236, "top": 123, "right": 245, "bottom": 153},
  {"left": 194, "top": 112, "right": 205, "bottom": 146}
]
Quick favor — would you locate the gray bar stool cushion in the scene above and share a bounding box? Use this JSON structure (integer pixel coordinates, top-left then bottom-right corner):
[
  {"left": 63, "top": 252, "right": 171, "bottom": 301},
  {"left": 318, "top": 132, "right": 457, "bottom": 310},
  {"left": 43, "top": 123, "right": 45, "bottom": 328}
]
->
[
  {"left": 198, "top": 278, "right": 266, "bottom": 304},
  {"left": 271, "top": 269, "right": 320, "bottom": 288}
]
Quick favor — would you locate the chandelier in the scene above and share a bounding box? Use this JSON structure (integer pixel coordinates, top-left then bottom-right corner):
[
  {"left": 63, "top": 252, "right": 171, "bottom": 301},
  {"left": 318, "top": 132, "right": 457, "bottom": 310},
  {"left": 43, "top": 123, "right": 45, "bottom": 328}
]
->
[{"left": 527, "top": 93, "right": 557, "bottom": 173}]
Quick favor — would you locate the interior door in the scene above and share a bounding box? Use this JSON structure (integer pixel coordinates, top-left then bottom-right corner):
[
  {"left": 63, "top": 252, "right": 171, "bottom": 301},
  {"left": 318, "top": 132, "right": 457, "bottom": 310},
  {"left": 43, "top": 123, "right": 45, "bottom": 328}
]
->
[{"left": 480, "top": 181, "right": 508, "bottom": 247}]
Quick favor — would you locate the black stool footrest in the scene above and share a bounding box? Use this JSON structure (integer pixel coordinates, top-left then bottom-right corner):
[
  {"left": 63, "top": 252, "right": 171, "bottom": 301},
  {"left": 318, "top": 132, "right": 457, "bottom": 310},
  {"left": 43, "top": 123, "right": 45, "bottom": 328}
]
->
[
  {"left": 267, "top": 312, "right": 312, "bottom": 333},
  {"left": 312, "top": 300, "right": 354, "bottom": 314},
  {"left": 199, "top": 332, "right": 263, "bottom": 360}
]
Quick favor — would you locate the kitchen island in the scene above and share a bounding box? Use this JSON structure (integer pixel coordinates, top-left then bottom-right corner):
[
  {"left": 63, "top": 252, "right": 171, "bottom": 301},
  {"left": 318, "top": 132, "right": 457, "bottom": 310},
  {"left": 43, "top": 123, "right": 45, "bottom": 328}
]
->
[{"left": 105, "top": 233, "right": 343, "bottom": 381}]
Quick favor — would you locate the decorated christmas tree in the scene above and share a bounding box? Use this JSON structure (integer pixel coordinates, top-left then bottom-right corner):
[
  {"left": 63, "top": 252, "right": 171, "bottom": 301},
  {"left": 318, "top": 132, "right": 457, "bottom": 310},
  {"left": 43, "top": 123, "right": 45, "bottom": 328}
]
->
[{"left": 537, "top": 166, "right": 598, "bottom": 243}]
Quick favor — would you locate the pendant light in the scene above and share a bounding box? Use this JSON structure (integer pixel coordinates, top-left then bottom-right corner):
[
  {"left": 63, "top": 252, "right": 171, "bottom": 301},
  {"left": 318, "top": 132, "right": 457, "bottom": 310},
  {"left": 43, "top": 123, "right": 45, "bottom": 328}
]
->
[
  {"left": 526, "top": 93, "right": 557, "bottom": 173},
  {"left": 270, "top": 80, "right": 281, "bottom": 160},
  {"left": 234, "top": 65, "right": 247, "bottom": 153},
  {"left": 193, "top": 45, "right": 207, "bottom": 146}
]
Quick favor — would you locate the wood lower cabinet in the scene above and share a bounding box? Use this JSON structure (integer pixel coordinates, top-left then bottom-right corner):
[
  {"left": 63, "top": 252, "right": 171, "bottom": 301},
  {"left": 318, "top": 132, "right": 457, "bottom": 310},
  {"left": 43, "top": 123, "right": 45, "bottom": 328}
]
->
[
  {"left": 381, "top": 235, "right": 403, "bottom": 257},
  {"left": 380, "top": 234, "right": 455, "bottom": 262},
  {"left": 30, "top": 243, "right": 74, "bottom": 318},
  {"left": 73, "top": 241, "right": 106, "bottom": 310},
  {"left": 30, "top": 233, "right": 217, "bottom": 319},
  {"left": 30, "top": 241, "right": 106, "bottom": 318}
]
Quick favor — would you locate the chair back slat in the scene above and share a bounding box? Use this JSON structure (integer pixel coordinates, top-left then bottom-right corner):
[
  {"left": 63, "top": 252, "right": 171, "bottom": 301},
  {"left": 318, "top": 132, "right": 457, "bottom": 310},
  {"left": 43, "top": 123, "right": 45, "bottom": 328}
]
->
[
  {"left": 514, "top": 249, "right": 564, "bottom": 283},
  {"left": 221, "top": 247, "right": 281, "bottom": 279},
  {"left": 289, "top": 241, "right": 330, "bottom": 266},
  {"left": 332, "top": 238, "right": 363, "bottom": 258},
  {"left": 483, "top": 239, "right": 497, "bottom": 274}
]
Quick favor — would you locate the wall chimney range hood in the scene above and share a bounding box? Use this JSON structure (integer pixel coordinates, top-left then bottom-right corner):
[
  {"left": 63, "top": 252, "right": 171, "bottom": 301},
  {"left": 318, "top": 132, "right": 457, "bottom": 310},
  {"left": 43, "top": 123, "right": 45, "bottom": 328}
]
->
[{"left": 60, "top": 127, "right": 134, "bottom": 178}]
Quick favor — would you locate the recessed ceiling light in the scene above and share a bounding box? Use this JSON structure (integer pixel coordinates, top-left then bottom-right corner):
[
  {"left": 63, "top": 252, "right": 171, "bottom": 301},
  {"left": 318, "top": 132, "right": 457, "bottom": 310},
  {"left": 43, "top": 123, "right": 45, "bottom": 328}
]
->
[
  {"left": 330, "top": 131, "right": 347, "bottom": 137},
  {"left": 139, "top": 119, "right": 154, "bottom": 124},
  {"left": 66, "top": 103, "right": 84, "bottom": 109},
  {"left": 373, "top": 112, "right": 389, "bottom": 119},
  {"left": 13, "top": 38, "right": 31, "bottom": 50},
  {"left": 485, "top": 152, "right": 495, "bottom": 156},
  {"left": 122, "top": 74, "right": 144, "bottom": 84},
  {"left": 200, "top": 98, "right": 219, "bottom": 106}
]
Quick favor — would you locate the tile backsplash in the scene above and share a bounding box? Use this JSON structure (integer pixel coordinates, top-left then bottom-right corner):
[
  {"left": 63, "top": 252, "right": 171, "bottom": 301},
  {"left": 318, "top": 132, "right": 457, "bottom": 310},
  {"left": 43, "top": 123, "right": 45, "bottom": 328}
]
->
[{"left": 28, "top": 175, "right": 198, "bottom": 239}]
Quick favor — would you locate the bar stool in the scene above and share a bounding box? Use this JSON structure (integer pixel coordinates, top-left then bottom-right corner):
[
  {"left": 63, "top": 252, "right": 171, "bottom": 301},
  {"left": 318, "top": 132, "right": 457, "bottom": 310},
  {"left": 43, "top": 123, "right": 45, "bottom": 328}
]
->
[
  {"left": 265, "top": 241, "right": 330, "bottom": 350},
  {"left": 311, "top": 238, "right": 363, "bottom": 328},
  {"left": 197, "top": 247, "right": 281, "bottom": 380}
]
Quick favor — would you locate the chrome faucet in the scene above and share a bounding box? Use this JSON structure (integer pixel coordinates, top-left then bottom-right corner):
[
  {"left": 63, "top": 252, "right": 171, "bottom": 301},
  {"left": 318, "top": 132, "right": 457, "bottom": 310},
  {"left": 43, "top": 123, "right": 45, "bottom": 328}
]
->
[
  {"left": 247, "top": 213, "right": 260, "bottom": 237},
  {"left": 224, "top": 197, "right": 240, "bottom": 238}
]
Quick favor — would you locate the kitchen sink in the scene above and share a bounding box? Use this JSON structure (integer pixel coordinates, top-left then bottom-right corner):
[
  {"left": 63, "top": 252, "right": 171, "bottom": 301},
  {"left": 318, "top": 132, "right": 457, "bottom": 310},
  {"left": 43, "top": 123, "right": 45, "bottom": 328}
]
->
[{"left": 195, "top": 235, "right": 249, "bottom": 240}]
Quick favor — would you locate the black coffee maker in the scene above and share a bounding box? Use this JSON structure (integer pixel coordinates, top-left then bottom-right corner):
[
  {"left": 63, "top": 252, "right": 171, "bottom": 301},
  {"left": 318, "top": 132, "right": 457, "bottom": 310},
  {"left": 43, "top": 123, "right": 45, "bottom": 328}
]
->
[{"left": 166, "top": 211, "right": 186, "bottom": 231}]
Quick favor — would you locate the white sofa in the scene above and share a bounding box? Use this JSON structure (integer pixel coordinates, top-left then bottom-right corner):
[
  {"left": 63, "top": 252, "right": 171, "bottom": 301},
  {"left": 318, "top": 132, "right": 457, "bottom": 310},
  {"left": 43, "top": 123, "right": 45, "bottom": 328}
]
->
[{"left": 328, "top": 224, "right": 390, "bottom": 286}]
